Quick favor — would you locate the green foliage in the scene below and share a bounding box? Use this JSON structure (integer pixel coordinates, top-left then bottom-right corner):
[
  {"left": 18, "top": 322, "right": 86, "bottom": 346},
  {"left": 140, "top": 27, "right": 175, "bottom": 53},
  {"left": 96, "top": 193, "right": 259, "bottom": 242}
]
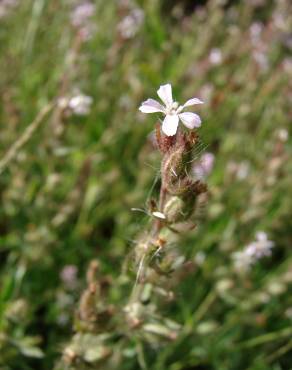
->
[{"left": 0, "top": 0, "right": 291, "bottom": 369}]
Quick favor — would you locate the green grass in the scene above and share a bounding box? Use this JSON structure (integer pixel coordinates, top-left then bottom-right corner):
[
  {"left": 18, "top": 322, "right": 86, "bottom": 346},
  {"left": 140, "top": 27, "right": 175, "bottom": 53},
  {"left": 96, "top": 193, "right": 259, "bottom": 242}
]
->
[{"left": 0, "top": 0, "right": 291, "bottom": 369}]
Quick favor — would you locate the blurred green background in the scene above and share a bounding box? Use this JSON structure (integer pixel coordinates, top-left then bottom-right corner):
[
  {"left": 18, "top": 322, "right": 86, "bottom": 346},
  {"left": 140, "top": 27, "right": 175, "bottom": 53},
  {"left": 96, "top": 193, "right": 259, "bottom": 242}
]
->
[{"left": 0, "top": 0, "right": 291, "bottom": 369}]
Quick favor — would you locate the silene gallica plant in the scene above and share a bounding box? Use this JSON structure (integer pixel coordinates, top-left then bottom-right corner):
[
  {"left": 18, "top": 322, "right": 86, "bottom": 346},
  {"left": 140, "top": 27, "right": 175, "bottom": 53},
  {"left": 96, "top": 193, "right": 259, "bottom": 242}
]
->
[{"left": 57, "top": 83, "right": 208, "bottom": 369}]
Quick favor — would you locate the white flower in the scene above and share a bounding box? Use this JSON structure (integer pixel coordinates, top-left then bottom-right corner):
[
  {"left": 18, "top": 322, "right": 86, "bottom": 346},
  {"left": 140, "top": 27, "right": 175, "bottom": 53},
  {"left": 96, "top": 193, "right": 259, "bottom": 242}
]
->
[
  {"left": 68, "top": 94, "right": 93, "bottom": 115},
  {"left": 139, "top": 83, "right": 203, "bottom": 136},
  {"left": 277, "top": 128, "right": 288, "bottom": 142},
  {"left": 70, "top": 1, "right": 96, "bottom": 40},
  {"left": 233, "top": 231, "right": 275, "bottom": 273},
  {"left": 209, "top": 48, "right": 222, "bottom": 65},
  {"left": 245, "top": 232, "right": 274, "bottom": 259},
  {"left": 233, "top": 250, "right": 252, "bottom": 273},
  {"left": 118, "top": 8, "right": 144, "bottom": 39},
  {"left": 70, "top": 2, "right": 95, "bottom": 28}
]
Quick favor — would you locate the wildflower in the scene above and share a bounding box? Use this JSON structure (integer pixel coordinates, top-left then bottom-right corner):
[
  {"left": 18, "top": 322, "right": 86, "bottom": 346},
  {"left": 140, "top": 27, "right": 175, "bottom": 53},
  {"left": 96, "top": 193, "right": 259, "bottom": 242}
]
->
[
  {"left": 253, "top": 50, "right": 269, "bottom": 71},
  {"left": 68, "top": 94, "right": 93, "bottom": 115},
  {"left": 233, "top": 250, "right": 253, "bottom": 273},
  {"left": 245, "top": 232, "right": 274, "bottom": 259},
  {"left": 227, "top": 160, "right": 250, "bottom": 180},
  {"left": 233, "top": 232, "right": 274, "bottom": 272},
  {"left": 249, "top": 22, "right": 263, "bottom": 44},
  {"left": 0, "top": 0, "right": 19, "bottom": 18},
  {"left": 209, "top": 48, "right": 222, "bottom": 65},
  {"left": 70, "top": 1, "right": 95, "bottom": 40},
  {"left": 192, "top": 152, "right": 215, "bottom": 179},
  {"left": 277, "top": 128, "right": 289, "bottom": 142},
  {"left": 70, "top": 1, "right": 95, "bottom": 28},
  {"left": 59, "top": 93, "right": 93, "bottom": 115},
  {"left": 118, "top": 8, "right": 144, "bottom": 39},
  {"left": 139, "top": 84, "right": 203, "bottom": 136},
  {"left": 195, "top": 251, "right": 206, "bottom": 266},
  {"left": 60, "top": 265, "right": 78, "bottom": 289}
]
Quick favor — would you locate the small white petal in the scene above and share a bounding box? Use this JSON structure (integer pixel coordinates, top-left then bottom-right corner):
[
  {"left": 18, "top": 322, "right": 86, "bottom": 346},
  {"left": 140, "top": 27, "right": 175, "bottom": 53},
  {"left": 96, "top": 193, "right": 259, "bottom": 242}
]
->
[
  {"left": 179, "top": 112, "right": 201, "bottom": 129},
  {"left": 162, "top": 114, "right": 179, "bottom": 136},
  {"left": 256, "top": 231, "right": 267, "bottom": 241},
  {"left": 183, "top": 98, "right": 204, "bottom": 107},
  {"left": 139, "top": 98, "right": 165, "bottom": 113},
  {"left": 157, "top": 83, "right": 173, "bottom": 107},
  {"left": 152, "top": 211, "right": 166, "bottom": 219}
]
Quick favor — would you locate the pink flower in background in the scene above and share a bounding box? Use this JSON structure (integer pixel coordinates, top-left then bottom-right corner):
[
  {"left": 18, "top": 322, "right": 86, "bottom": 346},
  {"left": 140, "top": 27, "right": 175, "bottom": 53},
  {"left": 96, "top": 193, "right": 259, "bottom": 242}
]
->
[
  {"left": 70, "top": 1, "right": 96, "bottom": 40},
  {"left": 58, "top": 93, "right": 93, "bottom": 116},
  {"left": 71, "top": 2, "right": 95, "bottom": 27},
  {"left": 193, "top": 152, "right": 215, "bottom": 179},
  {"left": 245, "top": 232, "right": 274, "bottom": 259},
  {"left": 60, "top": 265, "right": 78, "bottom": 289},
  {"left": 118, "top": 8, "right": 144, "bottom": 39},
  {"left": 233, "top": 232, "right": 275, "bottom": 273},
  {"left": 68, "top": 94, "right": 93, "bottom": 115},
  {"left": 139, "top": 83, "right": 203, "bottom": 136},
  {"left": 0, "top": 0, "right": 19, "bottom": 18}
]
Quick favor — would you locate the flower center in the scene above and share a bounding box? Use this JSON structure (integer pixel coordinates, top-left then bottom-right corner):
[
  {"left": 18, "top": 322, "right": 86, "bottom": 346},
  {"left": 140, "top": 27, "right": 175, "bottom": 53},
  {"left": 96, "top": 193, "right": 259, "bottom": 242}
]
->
[{"left": 167, "top": 101, "right": 180, "bottom": 115}]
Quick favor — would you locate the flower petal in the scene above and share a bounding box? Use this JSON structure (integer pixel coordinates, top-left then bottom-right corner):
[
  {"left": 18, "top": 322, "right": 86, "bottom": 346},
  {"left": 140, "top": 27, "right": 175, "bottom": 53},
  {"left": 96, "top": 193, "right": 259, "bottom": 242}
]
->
[
  {"left": 162, "top": 114, "right": 179, "bottom": 136},
  {"left": 183, "top": 98, "right": 204, "bottom": 107},
  {"left": 179, "top": 112, "right": 201, "bottom": 129},
  {"left": 152, "top": 211, "right": 166, "bottom": 219},
  {"left": 256, "top": 231, "right": 268, "bottom": 241},
  {"left": 157, "top": 83, "right": 173, "bottom": 107},
  {"left": 139, "top": 98, "right": 165, "bottom": 113}
]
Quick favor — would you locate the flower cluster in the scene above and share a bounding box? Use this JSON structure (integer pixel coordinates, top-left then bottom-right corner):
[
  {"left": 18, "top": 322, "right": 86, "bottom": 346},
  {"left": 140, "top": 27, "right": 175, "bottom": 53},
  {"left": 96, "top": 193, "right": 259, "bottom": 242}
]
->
[
  {"left": 58, "top": 93, "right": 93, "bottom": 116},
  {"left": 233, "top": 232, "right": 275, "bottom": 272},
  {"left": 70, "top": 1, "right": 96, "bottom": 40},
  {"left": 117, "top": 8, "right": 144, "bottom": 39},
  {"left": 0, "top": 0, "right": 19, "bottom": 18},
  {"left": 139, "top": 84, "right": 203, "bottom": 136}
]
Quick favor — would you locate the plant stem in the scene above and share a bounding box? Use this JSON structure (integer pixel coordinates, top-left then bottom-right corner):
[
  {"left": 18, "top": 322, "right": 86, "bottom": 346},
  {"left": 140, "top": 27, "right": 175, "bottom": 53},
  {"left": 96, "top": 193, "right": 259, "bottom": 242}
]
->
[{"left": 0, "top": 102, "right": 54, "bottom": 175}]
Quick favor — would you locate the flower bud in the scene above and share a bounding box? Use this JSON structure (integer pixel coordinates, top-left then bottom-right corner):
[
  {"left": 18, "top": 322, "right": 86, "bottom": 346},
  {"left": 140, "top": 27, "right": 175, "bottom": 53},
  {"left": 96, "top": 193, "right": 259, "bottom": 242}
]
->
[{"left": 163, "top": 196, "right": 192, "bottom": 223}]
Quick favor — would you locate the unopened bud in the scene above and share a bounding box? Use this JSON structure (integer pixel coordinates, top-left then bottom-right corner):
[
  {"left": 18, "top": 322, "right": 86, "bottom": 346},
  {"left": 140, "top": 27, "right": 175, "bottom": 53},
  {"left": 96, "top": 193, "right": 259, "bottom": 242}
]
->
[{"left": 163, "top": 196, "right": 192, "bottom": 223}]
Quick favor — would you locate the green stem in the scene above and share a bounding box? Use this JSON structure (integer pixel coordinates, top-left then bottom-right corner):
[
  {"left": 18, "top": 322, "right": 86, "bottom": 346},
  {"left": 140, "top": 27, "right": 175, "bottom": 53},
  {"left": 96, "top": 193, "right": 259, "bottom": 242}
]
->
[{"left": 237, "top": 326, "right": 292, "bottom": 349}]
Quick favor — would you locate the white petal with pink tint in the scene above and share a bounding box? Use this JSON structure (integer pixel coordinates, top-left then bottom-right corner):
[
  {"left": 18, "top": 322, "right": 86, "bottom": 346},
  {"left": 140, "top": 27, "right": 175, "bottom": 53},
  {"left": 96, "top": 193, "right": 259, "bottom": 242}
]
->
[
  {"left": 183, "top": 98, "right": 204, "bottom": 107},
  {"left": 179, "top": 112, "right": 201, "bottom": 129},
  {"left": 139, "top": 99, "right": 165, "bottom": 113},
  {"left": 162, "top": 115, "right": 179, "bottom": 136},
  {"left": 138, "top": 83, "right": 204, "bottom": 135},
  {"left": 157, "top": 84, "right": 173, "bottom": 107}
]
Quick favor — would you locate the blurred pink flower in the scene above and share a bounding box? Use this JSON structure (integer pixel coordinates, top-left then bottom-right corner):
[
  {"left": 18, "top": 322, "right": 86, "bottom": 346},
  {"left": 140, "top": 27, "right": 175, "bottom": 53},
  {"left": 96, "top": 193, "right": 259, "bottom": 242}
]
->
[
  {"left": 58, "top": 93, "right": 93, "bottom": 116},
  {"left": 68, "top": 94, "right": 93, "bottom": 115},
  {"left": 118, "top": 8, "right": 144, "bottom": 39},
  {"left": 71, "top": 2, "right": 95, "bottom": 27},
  {"left": 60, "top": 265, "right": 78, "bottom": 289},
  {"left": 245, "top": 232, "right": 274, "bottom": 259},
  {"left": 0, "top": 0, "right": 19, "bottom": 18},
  {"left": 193, "top": 152, "right": 215, "bottom": 179},
  {"left": 233, "top": 232, "right": 274, "bottom": 272},
  {"left": 70, "top": 1, "right": 96, "bottom": 40}
]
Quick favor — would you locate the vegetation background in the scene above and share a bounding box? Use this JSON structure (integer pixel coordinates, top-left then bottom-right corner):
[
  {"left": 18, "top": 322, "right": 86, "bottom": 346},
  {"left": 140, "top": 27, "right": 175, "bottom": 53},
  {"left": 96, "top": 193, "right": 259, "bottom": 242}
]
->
[{"left": 0, "top": 0, "right": 291, "bottom": 369}]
